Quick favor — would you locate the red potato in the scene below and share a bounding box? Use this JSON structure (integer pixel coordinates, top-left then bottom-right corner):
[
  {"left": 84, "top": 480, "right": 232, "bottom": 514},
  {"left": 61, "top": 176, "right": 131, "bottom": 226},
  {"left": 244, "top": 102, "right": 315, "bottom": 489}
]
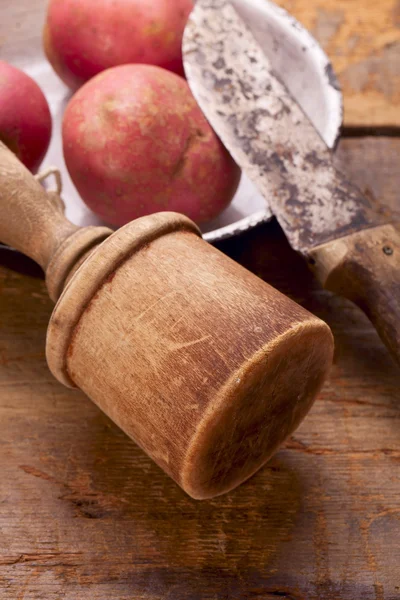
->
[
  {"left": 62, "top": 64, "right": 240, "bottom": 226},
  {"left": 0, "top": 61, "right": 52, "bottom": 173},
  {"left": 44, "top": 0, "right": 194, "bottom": 89}
]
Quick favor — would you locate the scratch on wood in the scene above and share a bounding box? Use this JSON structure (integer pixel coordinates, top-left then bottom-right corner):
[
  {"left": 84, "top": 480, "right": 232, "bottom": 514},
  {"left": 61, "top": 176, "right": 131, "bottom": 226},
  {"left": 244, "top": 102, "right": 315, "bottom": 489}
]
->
[
  {"left": 312, "top": 472, "right": 331, "bottom": 588},
  {"left": 361, "top": 505, "right": 400, "bottom": 600},
  {"left": 169, "top": 314, "right": 186, "bottom": 331},
  {"left": 19, "top": 464, "right": 58, "bottom": 484},
  {"left": 359, "top": 518, "right": 384, "bottom": 600},
  {"left": 19, "top": 464, "right": 123, "bottom": 519},
  {"left": 136, "top": 290, "right": 179, "bottom": 322},
  {"left": 340, "top": 401, "right": 385, "bottom": 600},
  {"left": 169, "top": 334, "right": 212, "bottom": 352},
  {"left": 0, "top": 552, "right": 82, "bottom": 566},
  {"left": 16, "top": 568, "right": 40, "bottom": 600}
]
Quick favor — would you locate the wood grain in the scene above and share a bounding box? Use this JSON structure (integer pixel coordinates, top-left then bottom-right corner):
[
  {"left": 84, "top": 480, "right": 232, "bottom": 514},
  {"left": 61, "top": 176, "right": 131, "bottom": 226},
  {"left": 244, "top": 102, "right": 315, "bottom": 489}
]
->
[
  {"left": 1, "top": 137, "right": 400, "bottom": 598},
  {"left": 275, "top": 0, "right": 400, "bottom": 128}
]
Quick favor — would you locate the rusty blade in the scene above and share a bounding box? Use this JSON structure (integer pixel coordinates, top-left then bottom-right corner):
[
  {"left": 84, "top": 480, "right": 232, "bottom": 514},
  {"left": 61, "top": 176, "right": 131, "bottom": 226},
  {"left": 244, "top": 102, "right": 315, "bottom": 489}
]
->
[{"left": 183, "top": 0, "right": 384, "bottom": 253}]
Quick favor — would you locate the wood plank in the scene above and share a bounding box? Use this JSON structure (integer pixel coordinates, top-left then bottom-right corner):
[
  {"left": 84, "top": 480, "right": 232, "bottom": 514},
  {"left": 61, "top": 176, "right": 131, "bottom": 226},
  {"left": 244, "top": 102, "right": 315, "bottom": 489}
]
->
[
  {"left": 336, "top": 137, "right": 400, "bottom": 219},
  {"left": 275, "top": 0, "right": 400, "bottom": 128},
  {"left": 1, "top": 137, "right": 400, "bottom": 598}
]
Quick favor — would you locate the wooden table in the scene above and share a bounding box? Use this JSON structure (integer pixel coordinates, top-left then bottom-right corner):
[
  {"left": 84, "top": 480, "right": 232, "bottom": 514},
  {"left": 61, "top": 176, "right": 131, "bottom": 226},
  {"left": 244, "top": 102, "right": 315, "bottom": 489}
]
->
[{"left": 1, "top": 2, "right": 400, "bottom": 599}]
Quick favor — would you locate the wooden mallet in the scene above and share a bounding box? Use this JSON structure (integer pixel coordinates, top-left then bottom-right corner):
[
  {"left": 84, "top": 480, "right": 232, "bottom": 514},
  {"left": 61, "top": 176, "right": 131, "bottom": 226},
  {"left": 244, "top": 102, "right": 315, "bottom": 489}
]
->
[{"left": 0, "top": 143, "right": 333, "bottom": 499}]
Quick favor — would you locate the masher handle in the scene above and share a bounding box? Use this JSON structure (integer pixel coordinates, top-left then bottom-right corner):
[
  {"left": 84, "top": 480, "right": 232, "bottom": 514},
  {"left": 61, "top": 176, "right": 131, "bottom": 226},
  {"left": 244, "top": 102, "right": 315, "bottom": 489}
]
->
[{"left": 0, "top": 143, "right": 111, "bottom": 300}]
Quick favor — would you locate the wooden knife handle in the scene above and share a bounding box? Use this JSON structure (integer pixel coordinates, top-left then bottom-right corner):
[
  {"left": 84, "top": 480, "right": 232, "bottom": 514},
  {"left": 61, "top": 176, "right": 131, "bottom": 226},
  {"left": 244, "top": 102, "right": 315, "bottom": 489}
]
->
[
  {"left": 0, "top": 142, "right": 112, "bottom": 301},
  {"left": 309, "top": 223, "right": 400, "bottom": 363}
]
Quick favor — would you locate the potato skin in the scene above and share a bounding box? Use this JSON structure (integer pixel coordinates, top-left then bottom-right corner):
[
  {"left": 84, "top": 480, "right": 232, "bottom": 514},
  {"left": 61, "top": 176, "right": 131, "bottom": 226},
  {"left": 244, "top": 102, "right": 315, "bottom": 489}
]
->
[
  {"left": 62, "top": 64, "right": 240, "bottom": 226},
  {"left": 0, "top": 61, "right": 52, "bottom": 173},
  {"left": 44, "top": 0, "right": 194, "bottom": 89}
]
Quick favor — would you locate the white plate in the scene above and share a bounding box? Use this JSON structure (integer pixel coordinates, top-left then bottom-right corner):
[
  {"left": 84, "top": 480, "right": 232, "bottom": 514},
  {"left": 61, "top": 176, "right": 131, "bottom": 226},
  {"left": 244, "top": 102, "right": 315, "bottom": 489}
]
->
[{"left": 0, "top": 0, "right": 342, "bottom": 242}]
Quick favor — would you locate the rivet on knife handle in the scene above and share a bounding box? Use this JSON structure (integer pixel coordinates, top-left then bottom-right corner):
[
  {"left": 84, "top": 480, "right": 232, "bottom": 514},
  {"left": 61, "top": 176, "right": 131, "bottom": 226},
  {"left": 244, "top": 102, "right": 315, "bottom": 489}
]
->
[{"left": 309, "top": 224, "right": 400, "bottom": 362}]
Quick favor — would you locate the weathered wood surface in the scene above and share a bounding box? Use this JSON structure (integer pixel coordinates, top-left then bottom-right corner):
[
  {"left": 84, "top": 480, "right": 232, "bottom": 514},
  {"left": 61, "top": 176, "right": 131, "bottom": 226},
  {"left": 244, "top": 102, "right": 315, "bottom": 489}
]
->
[
  {"left": 276, "top": 0, "right": 400, "bottom": 128},
  {"left": 1, "top": 137, "right": 400, "bottom": 599},
  {"left": 335, "top": 138, "right": 400, "bottom": 219}
]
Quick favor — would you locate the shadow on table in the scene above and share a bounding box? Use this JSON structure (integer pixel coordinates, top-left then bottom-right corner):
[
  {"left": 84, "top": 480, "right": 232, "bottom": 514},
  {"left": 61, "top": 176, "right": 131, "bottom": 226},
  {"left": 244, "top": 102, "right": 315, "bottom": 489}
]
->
[
  {"left": 0, "top": 244, "right": 43, "bottom": 279},
  {"left": 62, "top": 414, "right": 304, "bottom": 598}
]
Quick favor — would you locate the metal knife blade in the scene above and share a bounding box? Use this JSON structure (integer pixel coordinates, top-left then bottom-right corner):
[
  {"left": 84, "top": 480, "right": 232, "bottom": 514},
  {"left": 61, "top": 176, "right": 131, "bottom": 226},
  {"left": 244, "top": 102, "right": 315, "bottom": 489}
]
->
[
  {"left": 182, "top": 0, "right": 384, "bottom": 253},
  {"left": 183, "top": 0, "right": 400, "bottom": 366}
]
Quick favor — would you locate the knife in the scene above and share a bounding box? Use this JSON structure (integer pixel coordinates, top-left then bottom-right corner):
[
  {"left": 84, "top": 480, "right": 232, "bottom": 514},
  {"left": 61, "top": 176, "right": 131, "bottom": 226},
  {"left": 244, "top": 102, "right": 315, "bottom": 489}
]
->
[{"left": 183, "top": 0, "right": 400, "bottom": 364}]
